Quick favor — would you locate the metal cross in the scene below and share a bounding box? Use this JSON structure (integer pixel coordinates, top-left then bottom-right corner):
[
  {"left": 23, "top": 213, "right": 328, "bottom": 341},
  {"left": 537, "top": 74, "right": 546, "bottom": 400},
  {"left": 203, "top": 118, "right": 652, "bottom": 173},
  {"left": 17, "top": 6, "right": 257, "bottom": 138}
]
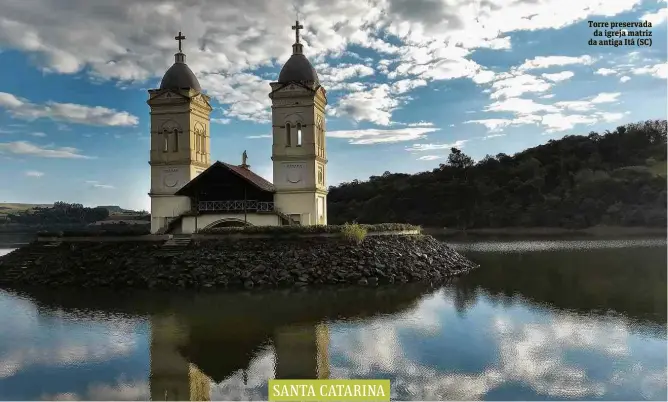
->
[
  {"left": 291, "top": 20, "right": 303, "bottom": 43},
  {"left": 175, "top": 31, "right": 186, "bottom": 52}
]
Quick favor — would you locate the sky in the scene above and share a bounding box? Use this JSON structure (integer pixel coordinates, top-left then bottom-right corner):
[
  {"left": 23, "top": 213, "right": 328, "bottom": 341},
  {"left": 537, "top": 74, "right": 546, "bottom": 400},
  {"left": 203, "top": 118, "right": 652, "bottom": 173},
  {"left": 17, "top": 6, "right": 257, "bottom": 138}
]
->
[{"left": 0, "top": 0, "right": 666, "bottom": 211}]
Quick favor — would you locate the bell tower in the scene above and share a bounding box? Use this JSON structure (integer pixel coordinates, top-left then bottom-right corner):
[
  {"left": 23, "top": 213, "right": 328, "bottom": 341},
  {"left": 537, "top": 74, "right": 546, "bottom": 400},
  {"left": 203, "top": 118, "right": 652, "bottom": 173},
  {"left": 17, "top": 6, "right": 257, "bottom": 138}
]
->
[
  {"left": 269, "top": 20, "right": 328, "bottom": 225},
  {"left": 147, "top": 31, "right": 213, "bottom": 234}
]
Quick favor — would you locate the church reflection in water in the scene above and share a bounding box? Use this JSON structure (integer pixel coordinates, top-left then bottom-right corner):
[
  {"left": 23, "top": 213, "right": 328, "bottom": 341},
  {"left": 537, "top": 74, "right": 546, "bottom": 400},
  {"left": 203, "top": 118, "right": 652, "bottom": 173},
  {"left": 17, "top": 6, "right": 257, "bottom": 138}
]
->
[
  {"left": 149, "top": 313, "right": 331, "bottom": 401},
  {"left": 18, "top": 282, "right": 432, "bottom": 401}
]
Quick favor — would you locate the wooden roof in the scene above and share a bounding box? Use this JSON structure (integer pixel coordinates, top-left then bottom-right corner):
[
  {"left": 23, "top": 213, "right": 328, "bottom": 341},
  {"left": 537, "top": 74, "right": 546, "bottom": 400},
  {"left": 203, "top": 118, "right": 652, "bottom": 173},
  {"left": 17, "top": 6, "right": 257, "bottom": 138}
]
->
[{"left": 175, "top": 161, "right": 275, "bottom": 195}]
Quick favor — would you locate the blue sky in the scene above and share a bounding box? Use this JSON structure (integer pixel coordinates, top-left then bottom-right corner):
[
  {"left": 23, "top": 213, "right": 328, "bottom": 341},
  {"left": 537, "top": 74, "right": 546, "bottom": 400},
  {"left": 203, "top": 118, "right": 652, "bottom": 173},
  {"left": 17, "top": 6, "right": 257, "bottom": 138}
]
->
[{"left": 0, "top": 0, "right": 666, "bottom": 211}]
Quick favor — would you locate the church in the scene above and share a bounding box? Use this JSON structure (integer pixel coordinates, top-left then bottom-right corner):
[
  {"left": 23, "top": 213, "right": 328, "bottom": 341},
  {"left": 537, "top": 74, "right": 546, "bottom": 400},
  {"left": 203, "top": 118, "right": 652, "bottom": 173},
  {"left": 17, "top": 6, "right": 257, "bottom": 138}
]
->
[{"left": 148, "top": 22, "right": 328, "bottom": 235}]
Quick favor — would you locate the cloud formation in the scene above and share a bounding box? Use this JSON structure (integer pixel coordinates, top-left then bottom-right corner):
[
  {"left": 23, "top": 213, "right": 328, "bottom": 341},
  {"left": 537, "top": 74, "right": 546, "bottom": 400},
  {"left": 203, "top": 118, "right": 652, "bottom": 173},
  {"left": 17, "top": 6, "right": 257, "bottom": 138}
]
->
[
  {"left": 0, "top": 0, "right": 647, "bottom": 127},
  {"left": 0, "top": 92, "right": 138, "bottom": 127},
  {"left": 0, "top": 141, "right": 92, "bottom": 159}
]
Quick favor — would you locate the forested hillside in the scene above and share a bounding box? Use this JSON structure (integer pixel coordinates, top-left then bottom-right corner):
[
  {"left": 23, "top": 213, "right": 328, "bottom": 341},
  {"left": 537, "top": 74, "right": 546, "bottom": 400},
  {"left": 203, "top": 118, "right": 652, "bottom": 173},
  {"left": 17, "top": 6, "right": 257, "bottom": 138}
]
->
[{"left": 328, "top": 120, "right": 667, "bottom": 229}]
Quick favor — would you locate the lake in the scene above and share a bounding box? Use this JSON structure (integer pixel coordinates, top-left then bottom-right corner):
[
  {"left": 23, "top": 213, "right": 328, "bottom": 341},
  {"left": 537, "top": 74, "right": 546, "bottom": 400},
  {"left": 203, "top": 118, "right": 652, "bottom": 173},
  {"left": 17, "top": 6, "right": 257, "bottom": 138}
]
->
[{"left": 0, "top": 238, "right": 666, "bottom": 400}]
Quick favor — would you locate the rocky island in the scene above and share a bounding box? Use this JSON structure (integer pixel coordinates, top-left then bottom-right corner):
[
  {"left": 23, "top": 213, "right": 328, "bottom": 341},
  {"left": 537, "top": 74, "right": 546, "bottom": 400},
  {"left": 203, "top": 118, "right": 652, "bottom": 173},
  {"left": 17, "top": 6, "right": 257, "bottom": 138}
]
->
[{"left": 0, "top": 224, "right": 479, "bottom": 290}]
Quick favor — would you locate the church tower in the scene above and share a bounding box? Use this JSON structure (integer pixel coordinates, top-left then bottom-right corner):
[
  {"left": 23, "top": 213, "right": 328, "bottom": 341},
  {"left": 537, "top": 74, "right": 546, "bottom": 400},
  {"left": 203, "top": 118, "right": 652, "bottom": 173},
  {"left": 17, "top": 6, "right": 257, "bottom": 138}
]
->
[
  {"left": 269, "top": 21, "right": 328, "bottom": 225},
  {"left": 147, "top": 32, "right": 213, "bottom": 234}
]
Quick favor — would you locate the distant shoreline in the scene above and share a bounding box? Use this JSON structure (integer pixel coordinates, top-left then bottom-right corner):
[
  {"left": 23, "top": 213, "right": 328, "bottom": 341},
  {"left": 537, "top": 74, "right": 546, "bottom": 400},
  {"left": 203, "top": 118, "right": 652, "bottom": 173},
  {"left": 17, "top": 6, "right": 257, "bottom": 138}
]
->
[{"left": 423, "top": 226, "right": 666, "bottom": 238}]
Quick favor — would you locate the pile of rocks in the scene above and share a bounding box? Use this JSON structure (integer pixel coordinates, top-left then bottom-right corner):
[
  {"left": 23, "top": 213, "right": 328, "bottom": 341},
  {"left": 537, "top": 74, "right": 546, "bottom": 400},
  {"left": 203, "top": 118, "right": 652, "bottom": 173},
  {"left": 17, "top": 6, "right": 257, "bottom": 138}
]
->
[{"left": 0, "top": 235, "right": 478, "bottom": 289}]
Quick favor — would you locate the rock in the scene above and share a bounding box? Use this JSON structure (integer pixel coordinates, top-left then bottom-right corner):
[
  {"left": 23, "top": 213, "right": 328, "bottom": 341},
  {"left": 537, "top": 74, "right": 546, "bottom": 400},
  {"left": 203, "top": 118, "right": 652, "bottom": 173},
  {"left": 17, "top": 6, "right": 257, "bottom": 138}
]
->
[{"left": 0, "top": 235, "right": 479, "bottom": 291}]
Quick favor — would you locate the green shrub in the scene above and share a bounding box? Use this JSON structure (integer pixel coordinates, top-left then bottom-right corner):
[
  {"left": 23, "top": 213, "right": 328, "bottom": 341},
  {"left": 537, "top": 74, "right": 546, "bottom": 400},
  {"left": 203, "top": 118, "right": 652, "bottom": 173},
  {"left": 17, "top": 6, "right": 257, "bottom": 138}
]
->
[
  {"left": 199, "top": 222, "right": 420, "bottom": 236},
  {"left": 340, "top": 222, "right": 367, "bottom": 244}
]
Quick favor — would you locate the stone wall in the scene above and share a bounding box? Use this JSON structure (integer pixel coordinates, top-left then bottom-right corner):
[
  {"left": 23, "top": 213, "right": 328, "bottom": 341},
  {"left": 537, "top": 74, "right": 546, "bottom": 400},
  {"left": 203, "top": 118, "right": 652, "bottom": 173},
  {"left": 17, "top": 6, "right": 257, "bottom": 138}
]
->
[{"left": 0, "top": 235, "right": 478, "bottom": 289}]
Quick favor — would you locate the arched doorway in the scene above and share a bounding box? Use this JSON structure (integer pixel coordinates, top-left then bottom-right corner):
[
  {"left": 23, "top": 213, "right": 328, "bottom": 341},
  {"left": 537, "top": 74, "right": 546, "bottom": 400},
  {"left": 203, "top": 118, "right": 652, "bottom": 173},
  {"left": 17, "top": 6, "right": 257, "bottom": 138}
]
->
[{"left": 203, "top": 218, "right": 252, "bottom": 230}]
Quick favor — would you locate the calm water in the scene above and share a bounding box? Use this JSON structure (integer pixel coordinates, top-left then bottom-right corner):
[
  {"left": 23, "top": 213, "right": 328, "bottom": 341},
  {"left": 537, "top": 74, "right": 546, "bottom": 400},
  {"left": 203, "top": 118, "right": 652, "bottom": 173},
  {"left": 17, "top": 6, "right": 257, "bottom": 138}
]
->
[{"left": 0, "top": 238, "right": 666, "bottom": 401}]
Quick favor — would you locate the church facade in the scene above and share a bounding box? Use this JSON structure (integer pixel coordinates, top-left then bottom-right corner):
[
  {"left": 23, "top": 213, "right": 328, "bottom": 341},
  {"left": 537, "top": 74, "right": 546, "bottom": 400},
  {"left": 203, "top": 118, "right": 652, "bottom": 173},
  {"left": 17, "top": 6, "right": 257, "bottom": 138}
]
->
[{"left": 148, "top": 25, "right": 328, "bottom": 234}]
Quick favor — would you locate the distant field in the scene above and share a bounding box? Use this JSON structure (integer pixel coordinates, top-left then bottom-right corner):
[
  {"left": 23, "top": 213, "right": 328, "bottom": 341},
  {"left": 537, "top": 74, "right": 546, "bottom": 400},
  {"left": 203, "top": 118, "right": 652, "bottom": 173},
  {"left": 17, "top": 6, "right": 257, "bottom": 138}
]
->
[{"left": 0, "top": 203, "right": 52, "bottom": 215}]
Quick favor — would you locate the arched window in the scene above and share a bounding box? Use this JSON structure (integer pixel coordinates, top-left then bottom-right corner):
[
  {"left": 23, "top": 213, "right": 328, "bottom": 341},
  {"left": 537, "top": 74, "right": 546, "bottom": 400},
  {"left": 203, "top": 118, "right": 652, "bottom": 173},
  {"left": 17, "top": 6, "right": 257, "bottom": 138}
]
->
[
  {"left": 286, "top": 123, "right": 292, "bottom": 146},
  {"left": 173, "top": 129, "right": 178, "bottom": 152},
  {"left": 297, "top": 123, "right": 302, "bottom": 146},
  {"left": 163, "top": 130, "right": 169, "bottom": 152}
]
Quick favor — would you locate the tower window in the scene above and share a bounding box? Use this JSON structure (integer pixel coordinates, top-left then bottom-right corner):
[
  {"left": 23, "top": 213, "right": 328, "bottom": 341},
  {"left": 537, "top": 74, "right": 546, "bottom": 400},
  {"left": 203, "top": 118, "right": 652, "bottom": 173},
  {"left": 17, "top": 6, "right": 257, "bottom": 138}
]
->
[
  {"left": 163, "top": 131, "right": 169, "bottom": 152},
  {"left": 286, "top": 123, "right": 292, "bottom": 146},
  {"left": 297, "top": 123, "right": 302, "bottom": 147},
  {"left": 173, "top": 129, "right": 178, "bottom": 152}
]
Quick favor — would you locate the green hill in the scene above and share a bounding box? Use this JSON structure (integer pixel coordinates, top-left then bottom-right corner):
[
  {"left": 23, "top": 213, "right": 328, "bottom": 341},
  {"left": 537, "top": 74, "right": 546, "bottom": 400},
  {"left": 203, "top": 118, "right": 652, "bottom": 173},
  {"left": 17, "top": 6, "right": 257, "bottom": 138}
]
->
[{"left": 328, "top": 119, "right": 667, "bottom": 229}]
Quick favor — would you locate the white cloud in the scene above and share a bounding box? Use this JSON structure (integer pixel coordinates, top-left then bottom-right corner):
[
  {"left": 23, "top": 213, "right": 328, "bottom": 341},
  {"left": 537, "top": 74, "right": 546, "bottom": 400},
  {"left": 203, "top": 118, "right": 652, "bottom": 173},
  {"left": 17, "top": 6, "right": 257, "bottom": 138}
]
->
[
  {"left": 390, "top": 78, "right": 428, "bottom": 94},
  {"left": 0, "top": 141, "right": 92, "bottom": 159},
  {"left": 590, "top": 92, "right": 621, "bottom": 104},
  {"left": 486, "top": 98, "right": 557, "bottom": 115},
  {"left": 517, "top": 55, "right": 594, "bottom": 71},
  {"left": 85, "top": 180, "right": 115, "bottom": 189},
  {"left": 200, "top": 73, "right": 273, "bottom": 123},
  {"left": 640, "top": 8, "right": 668, "bottom": 25},
  {"left": 490, "top": 74, "right": 553, "bottom": 99},
  {"left": 331, "top": 84, "right": 400, "bottom": 126},
  {"left": 329, "top": 127, "right": 438, "bottom": 145},
  {"left": 417, "top": 155, "right": 441, "bottom": 161},
  {"left": 541, "top": 71, "right": 574, "bottom": 82},
  {"left": 30, "top": 132, "right": 47, "bottom": 137},
  {"left": 407, "top": 121, "right": 435, "bottom": 127},
  {"left": 619, "top": 76, "right": 631, "bottom": 83},
  {"left": 25, "top": 170, "right": 44, "bottom": 177},
  {"left": 317, "top": 63, "right": 375, "bottom": 87},
  {"left": 483, "top": 133, "right": 506, "bottom": 139},
  {"left": 246, "top": 134, "right": 272, "bottom": 139},
  {"left": 541, "top": 113, "right": 599, "bottom": 132},
  {"left": 597, "top": 111, "right": 628, "bottom": 122},
  {"left": 0, "top": 92, "right": 138, "bottom": 126},
  {"left": 406, "top": 140, "right": 468, "bottom": 152},
  {"left": 471, "top": 87, "right": 627, "bottom": 133},
  {"left": 211, "top": 118, "right": 231, "bottom": 124},
  {"left": 631, "top": 63, "right": 668, "bottom": 79},
  {"left": 595, "top": 67, "right": 618, "bottom": 76},
  {"left": 464, "top": 119, "right": 514, "bottom": 132}
]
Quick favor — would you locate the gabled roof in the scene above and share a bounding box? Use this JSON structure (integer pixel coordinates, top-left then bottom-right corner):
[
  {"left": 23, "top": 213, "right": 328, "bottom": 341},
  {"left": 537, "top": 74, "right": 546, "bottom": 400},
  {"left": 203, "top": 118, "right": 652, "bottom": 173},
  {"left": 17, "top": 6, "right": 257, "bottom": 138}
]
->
[
  {"left": 220, "top": 162, "right": 275, "bottom": 192},
  {"left": 175, "top": 161, "right": 275, "bottom": 195}
]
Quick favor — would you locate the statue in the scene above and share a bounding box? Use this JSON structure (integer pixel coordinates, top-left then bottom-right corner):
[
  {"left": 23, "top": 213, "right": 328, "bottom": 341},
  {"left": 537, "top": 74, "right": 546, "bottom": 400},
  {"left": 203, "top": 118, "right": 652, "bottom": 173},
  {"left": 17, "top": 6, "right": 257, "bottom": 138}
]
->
[{"left": 242, "top": 150, "right": 248, "bottom": 166}]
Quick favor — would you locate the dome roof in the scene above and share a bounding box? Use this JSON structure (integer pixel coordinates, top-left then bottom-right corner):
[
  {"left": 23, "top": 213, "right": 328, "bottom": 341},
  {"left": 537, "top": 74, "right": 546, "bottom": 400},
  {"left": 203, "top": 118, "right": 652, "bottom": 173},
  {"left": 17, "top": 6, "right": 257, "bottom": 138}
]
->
[
  {"left": 278, "top": 52, "right": 319, "bottom": 85},
  {"left": 160, "top": 54, "right": 201, "bottom": 91}
]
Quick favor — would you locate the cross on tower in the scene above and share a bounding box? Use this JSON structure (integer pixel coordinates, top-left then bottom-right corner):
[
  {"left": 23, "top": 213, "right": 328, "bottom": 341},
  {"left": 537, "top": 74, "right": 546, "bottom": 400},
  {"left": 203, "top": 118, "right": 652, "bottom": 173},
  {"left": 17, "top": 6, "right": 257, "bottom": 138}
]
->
[
  {"left": 292, "top": 20, "right": 303, "bottom": 44},
  {"left": 175, "top": 31, "right": 186, "bottom": 52}
]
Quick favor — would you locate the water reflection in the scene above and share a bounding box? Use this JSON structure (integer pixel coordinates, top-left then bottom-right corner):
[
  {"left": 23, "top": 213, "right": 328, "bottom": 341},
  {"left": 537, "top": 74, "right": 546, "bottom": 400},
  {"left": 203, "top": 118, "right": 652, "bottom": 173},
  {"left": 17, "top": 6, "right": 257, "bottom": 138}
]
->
[{"left": 0, "top": 240, "right": 666, "bottom": 400}]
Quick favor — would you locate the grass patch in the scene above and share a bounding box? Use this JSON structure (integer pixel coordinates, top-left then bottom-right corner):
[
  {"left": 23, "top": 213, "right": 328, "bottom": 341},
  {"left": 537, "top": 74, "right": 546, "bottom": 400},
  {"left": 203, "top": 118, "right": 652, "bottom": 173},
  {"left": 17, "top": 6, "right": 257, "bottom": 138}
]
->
[
  {"left": 200, "top": 222, "right": 420, "bottom": 237},
  {"left": 340, "top": 222, "right": 367, "bottom": 244}
]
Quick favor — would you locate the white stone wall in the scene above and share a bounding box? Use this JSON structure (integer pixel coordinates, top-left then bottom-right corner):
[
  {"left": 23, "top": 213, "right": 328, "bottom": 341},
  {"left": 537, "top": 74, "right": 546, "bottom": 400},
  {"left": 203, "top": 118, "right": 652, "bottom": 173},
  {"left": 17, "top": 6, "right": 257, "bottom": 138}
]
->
[{"left": 150, "top": 196, "right": 191, "bottom": 233}]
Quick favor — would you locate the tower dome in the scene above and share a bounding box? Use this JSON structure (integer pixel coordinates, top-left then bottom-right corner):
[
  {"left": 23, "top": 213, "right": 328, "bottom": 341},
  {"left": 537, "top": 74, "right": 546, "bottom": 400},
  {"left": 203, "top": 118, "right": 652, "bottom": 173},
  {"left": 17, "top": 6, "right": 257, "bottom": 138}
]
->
[
  {"left": 159, "top": 31, "right": 202, "bottom": 92},
  {"left": 278, "top": 21, "right": 319, "bottom": 85}
]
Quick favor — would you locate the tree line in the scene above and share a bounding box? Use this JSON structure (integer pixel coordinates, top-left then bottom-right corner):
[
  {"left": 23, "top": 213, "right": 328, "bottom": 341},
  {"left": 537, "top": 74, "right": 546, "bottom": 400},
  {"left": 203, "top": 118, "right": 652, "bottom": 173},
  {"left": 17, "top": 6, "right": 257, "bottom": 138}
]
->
[
  {"left": 328, "top": 120, "right": 667, "bottom": 229},
  {"left": 6, "top": 201, "right": 110, "bottom": 226}
]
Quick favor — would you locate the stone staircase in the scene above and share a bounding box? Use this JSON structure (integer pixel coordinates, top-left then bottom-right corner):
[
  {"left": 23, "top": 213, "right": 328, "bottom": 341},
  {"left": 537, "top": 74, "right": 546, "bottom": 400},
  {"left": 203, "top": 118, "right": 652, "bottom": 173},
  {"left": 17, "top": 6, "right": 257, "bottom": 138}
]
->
[
  {"left": 160, "top": 235, "right": 192, "bottom": 256},
  {"left": 274, "top": 209, "right": 301, "bottom": 226}
]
